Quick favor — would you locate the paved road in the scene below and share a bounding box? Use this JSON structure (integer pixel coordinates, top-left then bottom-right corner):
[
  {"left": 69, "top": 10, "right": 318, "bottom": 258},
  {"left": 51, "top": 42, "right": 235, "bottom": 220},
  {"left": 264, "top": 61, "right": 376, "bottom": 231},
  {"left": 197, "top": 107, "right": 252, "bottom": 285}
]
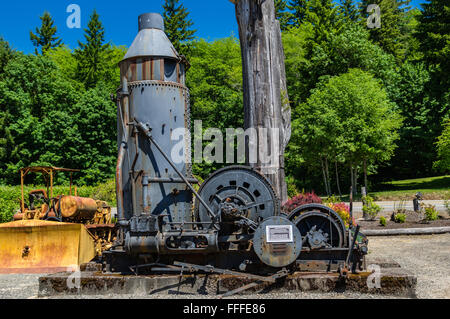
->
[{"left": 348, "top": 200, "right": 447, "bottom": 214}]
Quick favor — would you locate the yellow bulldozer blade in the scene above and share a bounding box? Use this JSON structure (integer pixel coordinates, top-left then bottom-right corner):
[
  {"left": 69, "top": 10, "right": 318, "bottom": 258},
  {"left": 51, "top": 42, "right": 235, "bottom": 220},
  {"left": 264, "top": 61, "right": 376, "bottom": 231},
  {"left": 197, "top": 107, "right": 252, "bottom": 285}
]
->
[{"left": 0, "top": 220, "right": 96, "bottom": 274}]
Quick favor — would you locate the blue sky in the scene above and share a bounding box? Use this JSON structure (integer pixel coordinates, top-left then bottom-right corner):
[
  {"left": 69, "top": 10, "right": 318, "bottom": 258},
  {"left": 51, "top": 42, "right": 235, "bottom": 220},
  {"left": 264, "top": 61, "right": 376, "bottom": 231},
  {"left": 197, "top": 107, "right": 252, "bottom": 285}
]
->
[{"left": 0, "top": 0, "right": 426, "bottom": 54}]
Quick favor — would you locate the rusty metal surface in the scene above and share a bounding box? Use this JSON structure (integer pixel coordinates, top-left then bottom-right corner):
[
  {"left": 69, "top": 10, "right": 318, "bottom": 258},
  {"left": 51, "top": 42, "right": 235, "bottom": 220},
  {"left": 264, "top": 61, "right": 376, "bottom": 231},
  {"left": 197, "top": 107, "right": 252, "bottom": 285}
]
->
[
  {"left": 59, "top": 196, "right": 98, "bottom": 219},
  {"left": 0, "top": 220, "right": 95, "bottom": 274}
]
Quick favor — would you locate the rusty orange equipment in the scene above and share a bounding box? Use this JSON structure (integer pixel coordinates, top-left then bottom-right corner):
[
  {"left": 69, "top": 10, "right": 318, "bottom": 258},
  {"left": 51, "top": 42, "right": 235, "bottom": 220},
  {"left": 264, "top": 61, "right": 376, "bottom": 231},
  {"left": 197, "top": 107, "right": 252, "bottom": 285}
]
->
[{"left": 0, "top": 167, "right": 116, "bottom": 274}]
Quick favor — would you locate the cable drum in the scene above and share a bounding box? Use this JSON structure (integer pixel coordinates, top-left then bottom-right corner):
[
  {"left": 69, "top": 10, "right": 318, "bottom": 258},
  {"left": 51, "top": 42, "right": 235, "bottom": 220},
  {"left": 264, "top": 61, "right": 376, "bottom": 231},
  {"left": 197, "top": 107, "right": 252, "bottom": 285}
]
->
[{"left": 194, "top": 166, "right": 280, "bottom": 231}]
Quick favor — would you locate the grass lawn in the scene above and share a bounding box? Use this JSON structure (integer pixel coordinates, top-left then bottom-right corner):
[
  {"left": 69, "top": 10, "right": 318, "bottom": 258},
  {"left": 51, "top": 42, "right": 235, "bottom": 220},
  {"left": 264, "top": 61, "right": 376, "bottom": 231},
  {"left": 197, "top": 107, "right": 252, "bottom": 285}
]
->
[
  {"left": 335, "top": 175, "right": 450, "bottom": 201},
  {"left": 370, "top": 175, "right": 450, "bottom": 201}
]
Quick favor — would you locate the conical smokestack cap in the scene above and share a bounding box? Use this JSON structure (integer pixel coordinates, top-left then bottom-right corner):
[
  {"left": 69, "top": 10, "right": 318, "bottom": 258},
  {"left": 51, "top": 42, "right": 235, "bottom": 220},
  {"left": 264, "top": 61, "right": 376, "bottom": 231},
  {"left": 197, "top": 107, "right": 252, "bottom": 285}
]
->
[
  {"left": 123, "top": 13, "right": 179, "bottom": 61},
  {"left": 139, "top": 13, "right": 164, "bottom": 32}
]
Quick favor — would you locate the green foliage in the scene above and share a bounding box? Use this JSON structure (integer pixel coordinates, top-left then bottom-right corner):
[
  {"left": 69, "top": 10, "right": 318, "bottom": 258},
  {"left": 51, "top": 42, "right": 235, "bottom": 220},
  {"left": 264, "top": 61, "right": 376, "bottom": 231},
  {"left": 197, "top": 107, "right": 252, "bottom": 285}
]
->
[
  {"left": 283, "top": 23, "right": 399, "bottom": 108},
  {"left": 286, "top": 175, "right": 300, "bottom": 198},
  {"left": 187, "top": 37, "right": 243, "bottom": 178},
  {"left": 384, "top": 61, "right": 441, "bottom": 178},
  {"left": 362, "top": 195, "right": 382, "bottom": 220},
  {"left": 74, "top": 10, "right": 110, "bottom": 89},
  {"left": 275, "top": 0, "right": 293, "bottom": 30},
  {"left": 163, "top": 0, "right": 197, "bottom": 56},
  {"left": 29, "top": 11, "right": 62, "bottom": 55},
  {"left": 323, "top": 195, "right": 342, "bottom": 205},
  {"left": 393, "top": 200, "right": 407, "bottom": 215},
  {"left": 434, "top": 120, "right": 450, "bottom": 172},
  {"left": 415, "top": 0, "right": 450, "bottom": 92},
  {"left": 422, "top": 203, "right": 439, "bottom": 221},
  {"left": 379, "top": 216, "right": 387, "bottom": 226},
  {"left": 394, "top": 213, "right": 406, "bottom": 223},
  {"left": 288, "top": 0, "right": 309, "bottom": 27},
  {"left": 290, "top": 69, "right": 402, "bottom": 193},
  {"left": 359, "top": 0, "right": 413, "bottom": 61},
  {"left": 0, "top": 48, "right": 118, "bottom": 185},
  {"left": 0, "top": 37, "right": 15, "bottom": 75},
  {"left": 339, "top": 0, "right": 360, "bottom": 22},
  {"left": 90, "top": 179, "right": 117, "bottom": 206}
]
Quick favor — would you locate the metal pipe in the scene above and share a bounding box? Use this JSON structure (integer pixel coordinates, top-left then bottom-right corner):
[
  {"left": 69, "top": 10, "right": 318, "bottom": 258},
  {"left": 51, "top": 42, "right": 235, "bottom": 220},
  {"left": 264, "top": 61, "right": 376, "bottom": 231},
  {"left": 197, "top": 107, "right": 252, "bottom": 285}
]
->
[
  {"left": 20, "top": 170, "right": 24, "bottom": 214},
  {"left": 116, "top": 142, "right": 127, "bottom": 221},
  {"left": 142, "top": 174, "right": 149, "bottom": 213}
]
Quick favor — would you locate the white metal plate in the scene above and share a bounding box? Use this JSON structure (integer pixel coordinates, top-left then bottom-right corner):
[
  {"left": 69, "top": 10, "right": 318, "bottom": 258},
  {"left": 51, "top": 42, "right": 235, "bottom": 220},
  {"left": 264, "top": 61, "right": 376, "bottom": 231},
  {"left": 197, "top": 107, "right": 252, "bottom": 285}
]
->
[{"left": 266, "top": 225, "right": 293, "bottom": 243}]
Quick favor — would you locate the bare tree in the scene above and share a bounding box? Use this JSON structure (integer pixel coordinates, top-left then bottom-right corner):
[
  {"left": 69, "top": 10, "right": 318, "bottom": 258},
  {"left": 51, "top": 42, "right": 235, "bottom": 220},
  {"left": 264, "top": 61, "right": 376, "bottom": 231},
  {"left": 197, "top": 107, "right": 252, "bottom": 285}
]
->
[{"left": 230, "top": 0, "right": 291, "bottom": 204}]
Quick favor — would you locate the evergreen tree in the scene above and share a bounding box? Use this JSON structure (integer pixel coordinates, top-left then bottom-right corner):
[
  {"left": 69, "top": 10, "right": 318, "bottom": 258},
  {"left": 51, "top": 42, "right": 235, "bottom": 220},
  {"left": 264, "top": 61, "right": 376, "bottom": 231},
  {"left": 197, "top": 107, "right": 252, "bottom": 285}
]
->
[
  {"left": 162, "top": 0, "right": 197, "bottom": 56},
  {"left": 74, "top": 10, "right": 110, "bottom": 89},
  {"left": 306, "top": 0, "right": 342, "bottom": 43},
  {"left": 275, "top": 0, "right": 293, "bottom": 30},
  {"left": 415, "top": 0, "right": 450, "bottom": 93},
  {"left": 288, "top": 0, "right": 310, "bottom": 26},
  {"left": 340, "top": 0, "right": 359, "bottom": 22},
  {"left": 29, "top": 12, "right": 62, "bottom": 55},
  {"left": 359, "top": 0, "right": 412, "bottom": 61}
]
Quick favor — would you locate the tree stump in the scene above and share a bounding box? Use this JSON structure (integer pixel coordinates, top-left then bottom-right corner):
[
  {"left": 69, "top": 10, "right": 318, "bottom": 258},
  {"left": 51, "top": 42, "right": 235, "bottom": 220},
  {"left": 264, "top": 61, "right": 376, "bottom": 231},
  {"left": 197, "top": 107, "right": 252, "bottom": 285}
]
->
[{"left": 231, "top": 0, "right": 291, "bottom": 204}]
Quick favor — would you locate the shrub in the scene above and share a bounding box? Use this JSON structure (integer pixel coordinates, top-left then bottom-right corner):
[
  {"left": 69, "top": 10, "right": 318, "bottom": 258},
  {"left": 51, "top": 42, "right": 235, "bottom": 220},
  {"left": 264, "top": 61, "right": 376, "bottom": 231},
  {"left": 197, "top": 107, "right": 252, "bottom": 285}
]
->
[
  {"left": 362, "top": 195, "right": 382, "bottom": 220},
  {"left": 422, "top": 204, "right": 439, "bottom": 221},
  {"left": 327, "top": 202, "right": 354, "bottom": 228},
  {"left": 394, "top": 213, "right": 406, "bottom": 223},
  {"left": 393, "top": 200, "right": 407, "bottom": 215},
  {"left": 90, "top": 180, "right": 117, "bottom": 206},
  {"left": 323, "top": 195, "right": 342, "bottom": 205},
  {"left": 283, "top": 191, "right": 322, "bottom": 213},
  {"left": 286, "top": 176, "right": 300, "bottom": 199},
  {"left": 379, "top": 216, "right": 387, "bottom": 227}
]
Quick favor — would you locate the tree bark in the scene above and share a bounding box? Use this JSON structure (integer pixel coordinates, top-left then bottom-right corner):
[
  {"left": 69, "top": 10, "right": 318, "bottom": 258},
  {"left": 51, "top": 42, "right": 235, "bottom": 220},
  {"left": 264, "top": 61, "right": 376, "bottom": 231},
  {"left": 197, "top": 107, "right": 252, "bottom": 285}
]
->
[
  {"left": 324, "top": 157, "right": 331, "bottom": 196},
  {"left": 364, "top": 158, "right": 368, "bottom": 192},
  {"left": 232, "top": 0, "right": 291, "bottom": 205},
  {"left": 335, "top": 160, "right": 342, "bottom": 197},
  {"left": 321, "top": 158, "right": 329, "bottom": 196}
]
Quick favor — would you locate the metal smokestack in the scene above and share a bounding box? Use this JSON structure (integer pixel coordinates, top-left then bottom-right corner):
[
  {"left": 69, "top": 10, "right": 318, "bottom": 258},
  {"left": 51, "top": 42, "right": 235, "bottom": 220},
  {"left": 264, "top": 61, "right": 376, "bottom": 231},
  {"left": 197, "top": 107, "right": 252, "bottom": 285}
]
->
[
  {"left": 116, "top": 13, "right": 192, "bottom": 237},
  {"left": 138, "top": 13, "right": 164, "bottom": 31}
]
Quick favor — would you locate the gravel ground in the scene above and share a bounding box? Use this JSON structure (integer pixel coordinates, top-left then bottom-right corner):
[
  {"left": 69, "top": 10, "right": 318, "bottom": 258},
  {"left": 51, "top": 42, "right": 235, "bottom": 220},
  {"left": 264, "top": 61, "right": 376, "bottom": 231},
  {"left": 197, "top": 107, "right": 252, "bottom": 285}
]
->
[
  {"left": 366, "top": 233, "right": 450, "bottom": 299},
  {"left": 1, "top": 234, "right": 449, "bottom": 299}
]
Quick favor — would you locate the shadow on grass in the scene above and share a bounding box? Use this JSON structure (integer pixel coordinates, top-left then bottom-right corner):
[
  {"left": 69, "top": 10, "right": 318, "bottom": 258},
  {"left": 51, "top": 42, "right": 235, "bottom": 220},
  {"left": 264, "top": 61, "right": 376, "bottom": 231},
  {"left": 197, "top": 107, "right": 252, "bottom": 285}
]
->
[{"left": 379, "top": 176, "right": 450, "bottom": 191}]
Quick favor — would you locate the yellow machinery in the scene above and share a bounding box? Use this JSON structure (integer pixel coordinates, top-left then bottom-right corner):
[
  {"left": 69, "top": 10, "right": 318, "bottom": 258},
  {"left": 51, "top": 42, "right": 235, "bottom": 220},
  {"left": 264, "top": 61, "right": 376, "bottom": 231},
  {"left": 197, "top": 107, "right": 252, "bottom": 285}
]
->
[{"left": 0, "top": 167, "right": 116, "bottom": 274}]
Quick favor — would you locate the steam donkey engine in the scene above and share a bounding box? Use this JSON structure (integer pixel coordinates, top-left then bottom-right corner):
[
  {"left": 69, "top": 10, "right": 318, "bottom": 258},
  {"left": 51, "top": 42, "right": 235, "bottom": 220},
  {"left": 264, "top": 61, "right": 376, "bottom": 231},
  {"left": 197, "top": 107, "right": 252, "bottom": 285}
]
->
[{"left": 104, "top": 13, "right": 368, "bottom": 276}]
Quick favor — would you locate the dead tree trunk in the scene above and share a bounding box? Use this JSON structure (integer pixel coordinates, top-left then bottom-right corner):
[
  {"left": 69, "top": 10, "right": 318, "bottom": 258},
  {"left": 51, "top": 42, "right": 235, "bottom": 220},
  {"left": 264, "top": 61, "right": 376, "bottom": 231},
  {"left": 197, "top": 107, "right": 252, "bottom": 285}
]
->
[{"left": 231, "top": 0, "right": 291, "bottom": 204}]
